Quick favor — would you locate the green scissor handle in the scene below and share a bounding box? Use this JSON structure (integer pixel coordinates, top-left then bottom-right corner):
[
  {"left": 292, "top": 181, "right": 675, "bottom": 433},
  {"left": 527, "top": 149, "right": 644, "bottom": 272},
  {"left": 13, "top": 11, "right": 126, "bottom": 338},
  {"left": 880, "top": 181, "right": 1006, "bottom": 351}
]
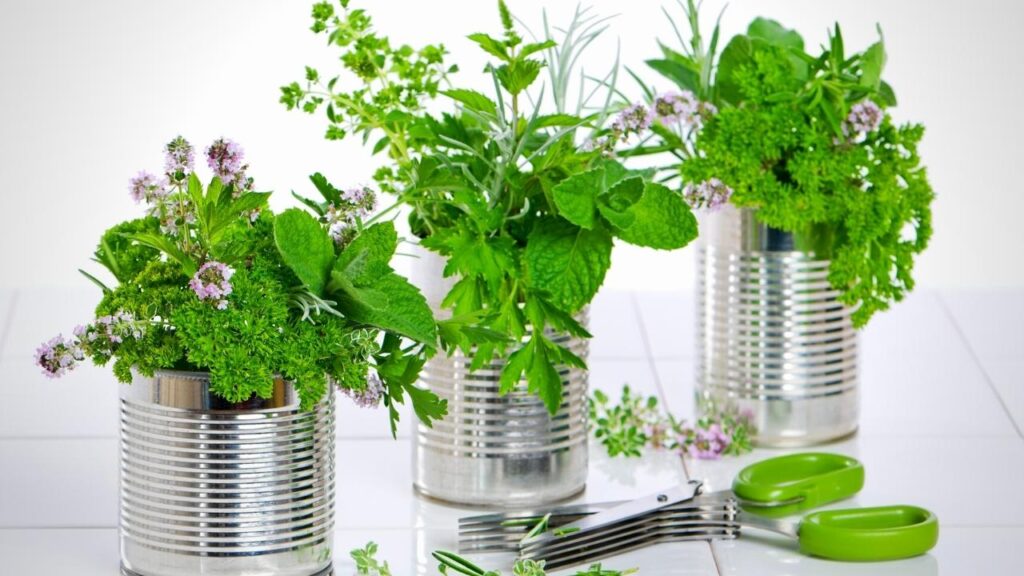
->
[
  {"left": 732, "top": 452, "right": 864, "bottom": 517},
  {"left": 799, "top": 505, "right": 939, "bottom": 561}
]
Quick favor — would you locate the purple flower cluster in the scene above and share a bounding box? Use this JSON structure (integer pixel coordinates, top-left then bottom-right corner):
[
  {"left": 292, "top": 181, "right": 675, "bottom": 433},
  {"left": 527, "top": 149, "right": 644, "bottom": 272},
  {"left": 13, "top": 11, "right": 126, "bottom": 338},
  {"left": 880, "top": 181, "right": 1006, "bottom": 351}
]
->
[
  {"left": 653, "top": 90, "right": 717, "bottom": 129},
  {"left": 129, "top": 171, "right": 168, "bottom": 205},
  {"left": 685, "top": 424, "right": 731, "bottom": 460},
  {"left": 164, "top": 136, "right": 195, "bottom": 180},
  {"left": 845, "top": 99, "right": 883, "bottom": 135},
  {"left": 35, "top": 335, "right": 84, "bottom": 378},
  {"left": 205, "top": 138, "right": 252, "bottom": 194},
  {"left": 189, "top": 261, "right": 235, "bottom": 310},
  {"left": 36, "top": 310, "right": 145, "bottom": 378},
  {"left": 612, "top": 103, "right": 654, "bottom": 137},
  {"left": 683, "top": 178, "right": 733, "bottom": 211},
  {"left": 342, "top": 372, "right": 385, "bottom": 409},
  {"left": 325, "top": 186, "right": 377, "bottom": 244}
]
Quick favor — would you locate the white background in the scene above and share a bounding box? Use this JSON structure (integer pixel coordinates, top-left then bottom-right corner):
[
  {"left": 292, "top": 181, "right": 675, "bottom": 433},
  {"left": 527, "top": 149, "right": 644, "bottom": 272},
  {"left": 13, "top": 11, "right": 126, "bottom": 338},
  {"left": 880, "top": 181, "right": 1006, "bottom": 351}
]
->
[{"left": 1, "top": 0, "right": 1021, "bottom": 291}]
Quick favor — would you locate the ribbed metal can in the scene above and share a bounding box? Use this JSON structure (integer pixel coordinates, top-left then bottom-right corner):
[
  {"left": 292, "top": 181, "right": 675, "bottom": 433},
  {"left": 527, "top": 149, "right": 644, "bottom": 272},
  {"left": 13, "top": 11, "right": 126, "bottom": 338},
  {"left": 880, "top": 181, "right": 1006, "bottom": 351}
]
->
[
  {"left": 410, "top": 248, "right": 589, "bottom": 507},
  {"left": 697, "top": 206, "right": 858, "bottom": 447},
  {"left": 119, "top": 370, "right": 336, "bottom": 576}
]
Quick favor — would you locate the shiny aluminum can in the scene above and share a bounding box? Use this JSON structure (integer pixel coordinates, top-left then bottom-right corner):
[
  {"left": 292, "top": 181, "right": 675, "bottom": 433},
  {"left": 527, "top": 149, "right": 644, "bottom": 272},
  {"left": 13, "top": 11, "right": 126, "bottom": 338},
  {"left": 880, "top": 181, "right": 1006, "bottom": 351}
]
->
[
  {"left": 697, "top": 206, "right": 858, "bottom": 446},
  {"left": 119, "top": 370, "right": 335, "bottom": 576},
  {"left": 411, "top": 248, "right": 589, "bottom": 507}
]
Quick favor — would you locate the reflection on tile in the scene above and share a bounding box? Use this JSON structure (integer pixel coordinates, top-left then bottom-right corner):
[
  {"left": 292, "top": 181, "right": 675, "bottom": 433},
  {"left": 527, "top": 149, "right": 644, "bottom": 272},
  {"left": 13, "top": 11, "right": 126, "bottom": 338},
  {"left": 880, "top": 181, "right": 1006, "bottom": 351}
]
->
[
  {"left": 985, "top": 361, "right": 1024, "bottom": 434},
  {"left": 1, "top": 287, "right": 98, "bottom": 358},
  {"left": 714, "top": 525, "right": 1024, "bottom": 576},
  {"left": 634, "top": 290, "right": 696, "bottom": 360},
  {"left": 590, "top": 290, "right": 647, "bottom": 360},
  {"left": 0, "top": 438, "right": 118, "bottom": 528},
  {"left": 686, "top": 435, "right": 1024, "bottom": 526},
  {"left": 940, "top": 289, "right": 1024, "bottom": 366},
  {"left": 0, "top": 359, "right": 119, "bottom": 438},
  {"left": 0, "top": 528, "right": 116, "bottom": 576},
  {"left": 333, "top": 528, "right": 717, "bottom": 576},
  {"left": 860, "top": 292, "right": 963, "bottom": 360},
  {"left": 0, "top": 289, "right": 14, "bottom": 350}
]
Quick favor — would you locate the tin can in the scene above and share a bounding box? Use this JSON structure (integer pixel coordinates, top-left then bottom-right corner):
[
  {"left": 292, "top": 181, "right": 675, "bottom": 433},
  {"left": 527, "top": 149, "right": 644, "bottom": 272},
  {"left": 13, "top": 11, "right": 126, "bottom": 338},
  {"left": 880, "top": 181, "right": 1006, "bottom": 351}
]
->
[
  {"left": 119, "top": 370, "right": 335, "bottom": 576},
  {"left": 697, "top": 206, "right": 858, "bottom": 446}
]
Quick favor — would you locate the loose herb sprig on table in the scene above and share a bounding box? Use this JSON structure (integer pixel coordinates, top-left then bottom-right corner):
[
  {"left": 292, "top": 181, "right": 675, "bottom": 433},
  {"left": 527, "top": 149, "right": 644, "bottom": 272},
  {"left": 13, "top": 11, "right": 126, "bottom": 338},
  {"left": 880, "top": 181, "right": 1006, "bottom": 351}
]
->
[
  {"left": 350, "top": 542, "right": 636, "bottom": 576},
  {"left": 37, "top": 136, "right": 447, "bottom": 433},
  {"left": 283, "top": 1, "right": 698, "bottom": 412},
  {"left": 590, "top": 386, "right": 754, "bottom": 460},
  {"left": 629, "top": 0, "right": 934, "bottom": 326}
]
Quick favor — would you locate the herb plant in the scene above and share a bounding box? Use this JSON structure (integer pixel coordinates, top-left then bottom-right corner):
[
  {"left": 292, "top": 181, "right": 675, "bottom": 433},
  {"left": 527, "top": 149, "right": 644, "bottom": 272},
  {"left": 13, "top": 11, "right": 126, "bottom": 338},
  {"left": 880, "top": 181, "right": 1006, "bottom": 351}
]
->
[
  {"left": 589, "top": 386, "right": 754, "bottom": 460},
  {"left": 634, "top": 1, "right": 934, "bottom": 326},
  {"left": 36, "top": 137, "right": 447, "bottom": 433},
  {"left": 283, "top": 1, "right": 698, "bottom": 412}
]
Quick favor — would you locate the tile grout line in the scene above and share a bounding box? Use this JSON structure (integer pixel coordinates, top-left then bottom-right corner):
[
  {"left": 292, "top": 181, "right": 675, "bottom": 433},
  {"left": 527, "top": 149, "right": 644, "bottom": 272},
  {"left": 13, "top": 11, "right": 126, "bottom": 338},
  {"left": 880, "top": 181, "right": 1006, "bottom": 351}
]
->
[
  {"left": 0, "top": 290, "right": 20, "bottom": 359},
  {"left": 629, "top": 291, "right": 694, "bottom": 480},
  {"left": 708, "top": 540, "right": 726, "bottom": 576},
  {"left": 935, "top": 293, "right": 1024, "bottom": 439}
]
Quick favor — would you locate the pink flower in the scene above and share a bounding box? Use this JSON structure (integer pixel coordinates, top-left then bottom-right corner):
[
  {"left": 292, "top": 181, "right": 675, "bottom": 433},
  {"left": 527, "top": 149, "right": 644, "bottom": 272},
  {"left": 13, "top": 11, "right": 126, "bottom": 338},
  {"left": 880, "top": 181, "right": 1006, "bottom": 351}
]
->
[
  {"left": 205, "top": 138, "right": 245, "bottom": 182},
  {"left": 341, "top": 373, "right": 385, "bottom": 408},
  {"left": 35, "top": 335, "right": 83, "bottom": 378},
  {"left": 687, "top": 424, "right": 731, "bottom": 460},
  {"left": 846, "top": 100, "right": 883, "bottom": 134},
  {"left": 189, "top": 261, "right": 235, "bottom": 309},
  {"left": 684, "top": 178, "right": 733, "bottom": 211}
]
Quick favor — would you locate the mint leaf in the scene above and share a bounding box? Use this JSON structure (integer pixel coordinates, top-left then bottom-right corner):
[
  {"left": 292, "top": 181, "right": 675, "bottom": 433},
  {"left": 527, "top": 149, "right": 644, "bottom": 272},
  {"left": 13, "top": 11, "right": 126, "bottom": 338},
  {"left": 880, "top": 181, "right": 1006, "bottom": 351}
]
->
[
  {"left": 335, "top": 222, "right": 398, "bottom": 284},
  {"left": 597, "top": 176, "right": 645, "bottom": 230},
  {"left": 612, "top": 183, "right": 698, "bottom": 250},
  {"left": 552, "top": 167, "right": 604, "bottom": 229},
  {"left": 525, "top": 218, "right": 613, "bottom": 312},
  {"left": 332, "top": 272, "right": 438, "bottom": 346},
  {"left": 441, "top": 89, "right": 497, "bottom": 117},
  {"left": 274, "top": 208, "right": 335, "bottom": 295}
]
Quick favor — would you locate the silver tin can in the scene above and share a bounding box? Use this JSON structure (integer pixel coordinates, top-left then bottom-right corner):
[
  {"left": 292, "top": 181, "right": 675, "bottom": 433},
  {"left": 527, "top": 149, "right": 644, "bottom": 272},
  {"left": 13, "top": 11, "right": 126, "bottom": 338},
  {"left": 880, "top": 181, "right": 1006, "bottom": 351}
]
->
[
  {"left": 697, "top": 206, "right": 858, "bottom": 446},
  {"left": 410, "top": 248, "right": 589, "bottom": 507},
  {"left": 119, "top": 370, "right": 335, "bottom": 576}
]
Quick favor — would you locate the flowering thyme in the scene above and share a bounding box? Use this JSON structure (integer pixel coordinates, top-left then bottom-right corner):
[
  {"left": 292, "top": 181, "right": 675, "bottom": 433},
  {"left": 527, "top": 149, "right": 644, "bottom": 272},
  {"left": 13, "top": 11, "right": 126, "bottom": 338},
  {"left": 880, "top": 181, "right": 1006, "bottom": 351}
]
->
[
  {"left": 683, "top": 178, "right": 733, "bottom": 211},
  {"left": 611, "top": 103, "right": 653, "bottom": 140},
  {"left": 325, "top": 186, "right": 377, "bottom": 244},
  {"left": 341, "top": 372, "right": 385, "bottom": 408},
  {"left": 845, "top": 99, "right": 883, "bottom": 135},
  {"left": 589, "top": 386, "right": 754, "bottom": 460},
  {"left": 164, "top": 135, "right": 195, "bottom": 180},
  {"left": 129, "top": 171, "right": 168, "bottom": 205},
  {"left": 189, "top": 261, "right": 235, "bottom": 309},
  {"left": 35, "top": 335, "right": 84, "bottom": 378}
]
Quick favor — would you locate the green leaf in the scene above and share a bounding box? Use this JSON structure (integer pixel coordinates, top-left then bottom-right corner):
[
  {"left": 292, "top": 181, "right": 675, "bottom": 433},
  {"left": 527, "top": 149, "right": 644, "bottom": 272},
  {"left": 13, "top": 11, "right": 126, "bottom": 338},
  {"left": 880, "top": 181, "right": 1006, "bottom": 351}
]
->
[
  {"left": 551, "top": 167, "right": 604, "bottom": 229},
  {"left": 715, "top": 35, "right": 754, "bottom": 105},
  {"left": 525, "top": 218, "right": 613, "bottom": 312},
  {"left": 334, "top": 221, "right": 398, "bottom": 285},
  {"left": 499, "top": 343, "right": 532, "bottom": 394},
  {"left": 331, "top": 272, "right": 438, "bottom": 345},
  {"left": 441, "top": 89, "right": 497, "bottom": 117},
  {"left": 612, "top": 182, "right": 698, "bottom": 250},
  {"left": 467, "top": 32, "right": 508, "bottom": 61},
  {"left": 310, "top": 172, "right": 342, "bottom": 205},
  {"left": 597, "top": 176, "right": 645, "bottom": 231},
  {"left": 747, "top": 18, "right": 805, "bottom": 51},
  {"left": 877, "top": 80, "right": 898, "bottom": 107},
  {"left": 519, "top": 40, "right": 557, "bottom": 58},
  {"left": 496, "top": 59, "right": 543, "bottom": 95},
  {"left": 533, "top": 113, "right": 585, "bottom": 128},
  {"left": 274, "top": 208, "right": 335, "bottom": 295},
  {"left": 127, "top": 232, "right": 198, "bottom": 277},
  {"left": 860, "top": 40, "right": 886, "bottom": 91},
  {"left": 646, "top": 58, "right": 700, "bottom": 93}
]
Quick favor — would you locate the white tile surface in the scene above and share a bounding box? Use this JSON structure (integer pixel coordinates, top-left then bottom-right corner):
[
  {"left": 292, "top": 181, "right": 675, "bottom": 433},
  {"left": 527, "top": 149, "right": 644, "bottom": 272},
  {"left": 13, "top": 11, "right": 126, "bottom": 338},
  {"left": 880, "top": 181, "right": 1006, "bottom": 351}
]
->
[
  {"left": 0, "top": 287, "right": 98, "bottom": 358},
  {"left": 713, "top": 526, "right": 1024, "bottom": 576},
  {"left": 0, "top": 438, "right": 118, "bottom": 528},
  {"left": 589, "top": 358, "right": 660, "bottom": 397},
  {"left": 0, "top": 359, "right": 119, "bottom": 438},
  {"left": 634, "top": 290, "right": 697, "bottom": 360},
  {"left": 338, "top": 438, "right": 688, "bottom": 531},
  {"left": 0, "top": 289, "right": 15, "bottom": 350},
  {"left": 654, "top": 358, "right": 698, "bottom": 420},
  {"left": 940, "top": 289, "right": 1024, "bottom": 366},
  {"left": 984, "top": 361, "right": 1024, "bottom": 434},
  {"left": 0, "top": 528, "right": 116, "bottom": 576},
  {"left": 589, "top": 290, "right": 649, "bottom": 360}
]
